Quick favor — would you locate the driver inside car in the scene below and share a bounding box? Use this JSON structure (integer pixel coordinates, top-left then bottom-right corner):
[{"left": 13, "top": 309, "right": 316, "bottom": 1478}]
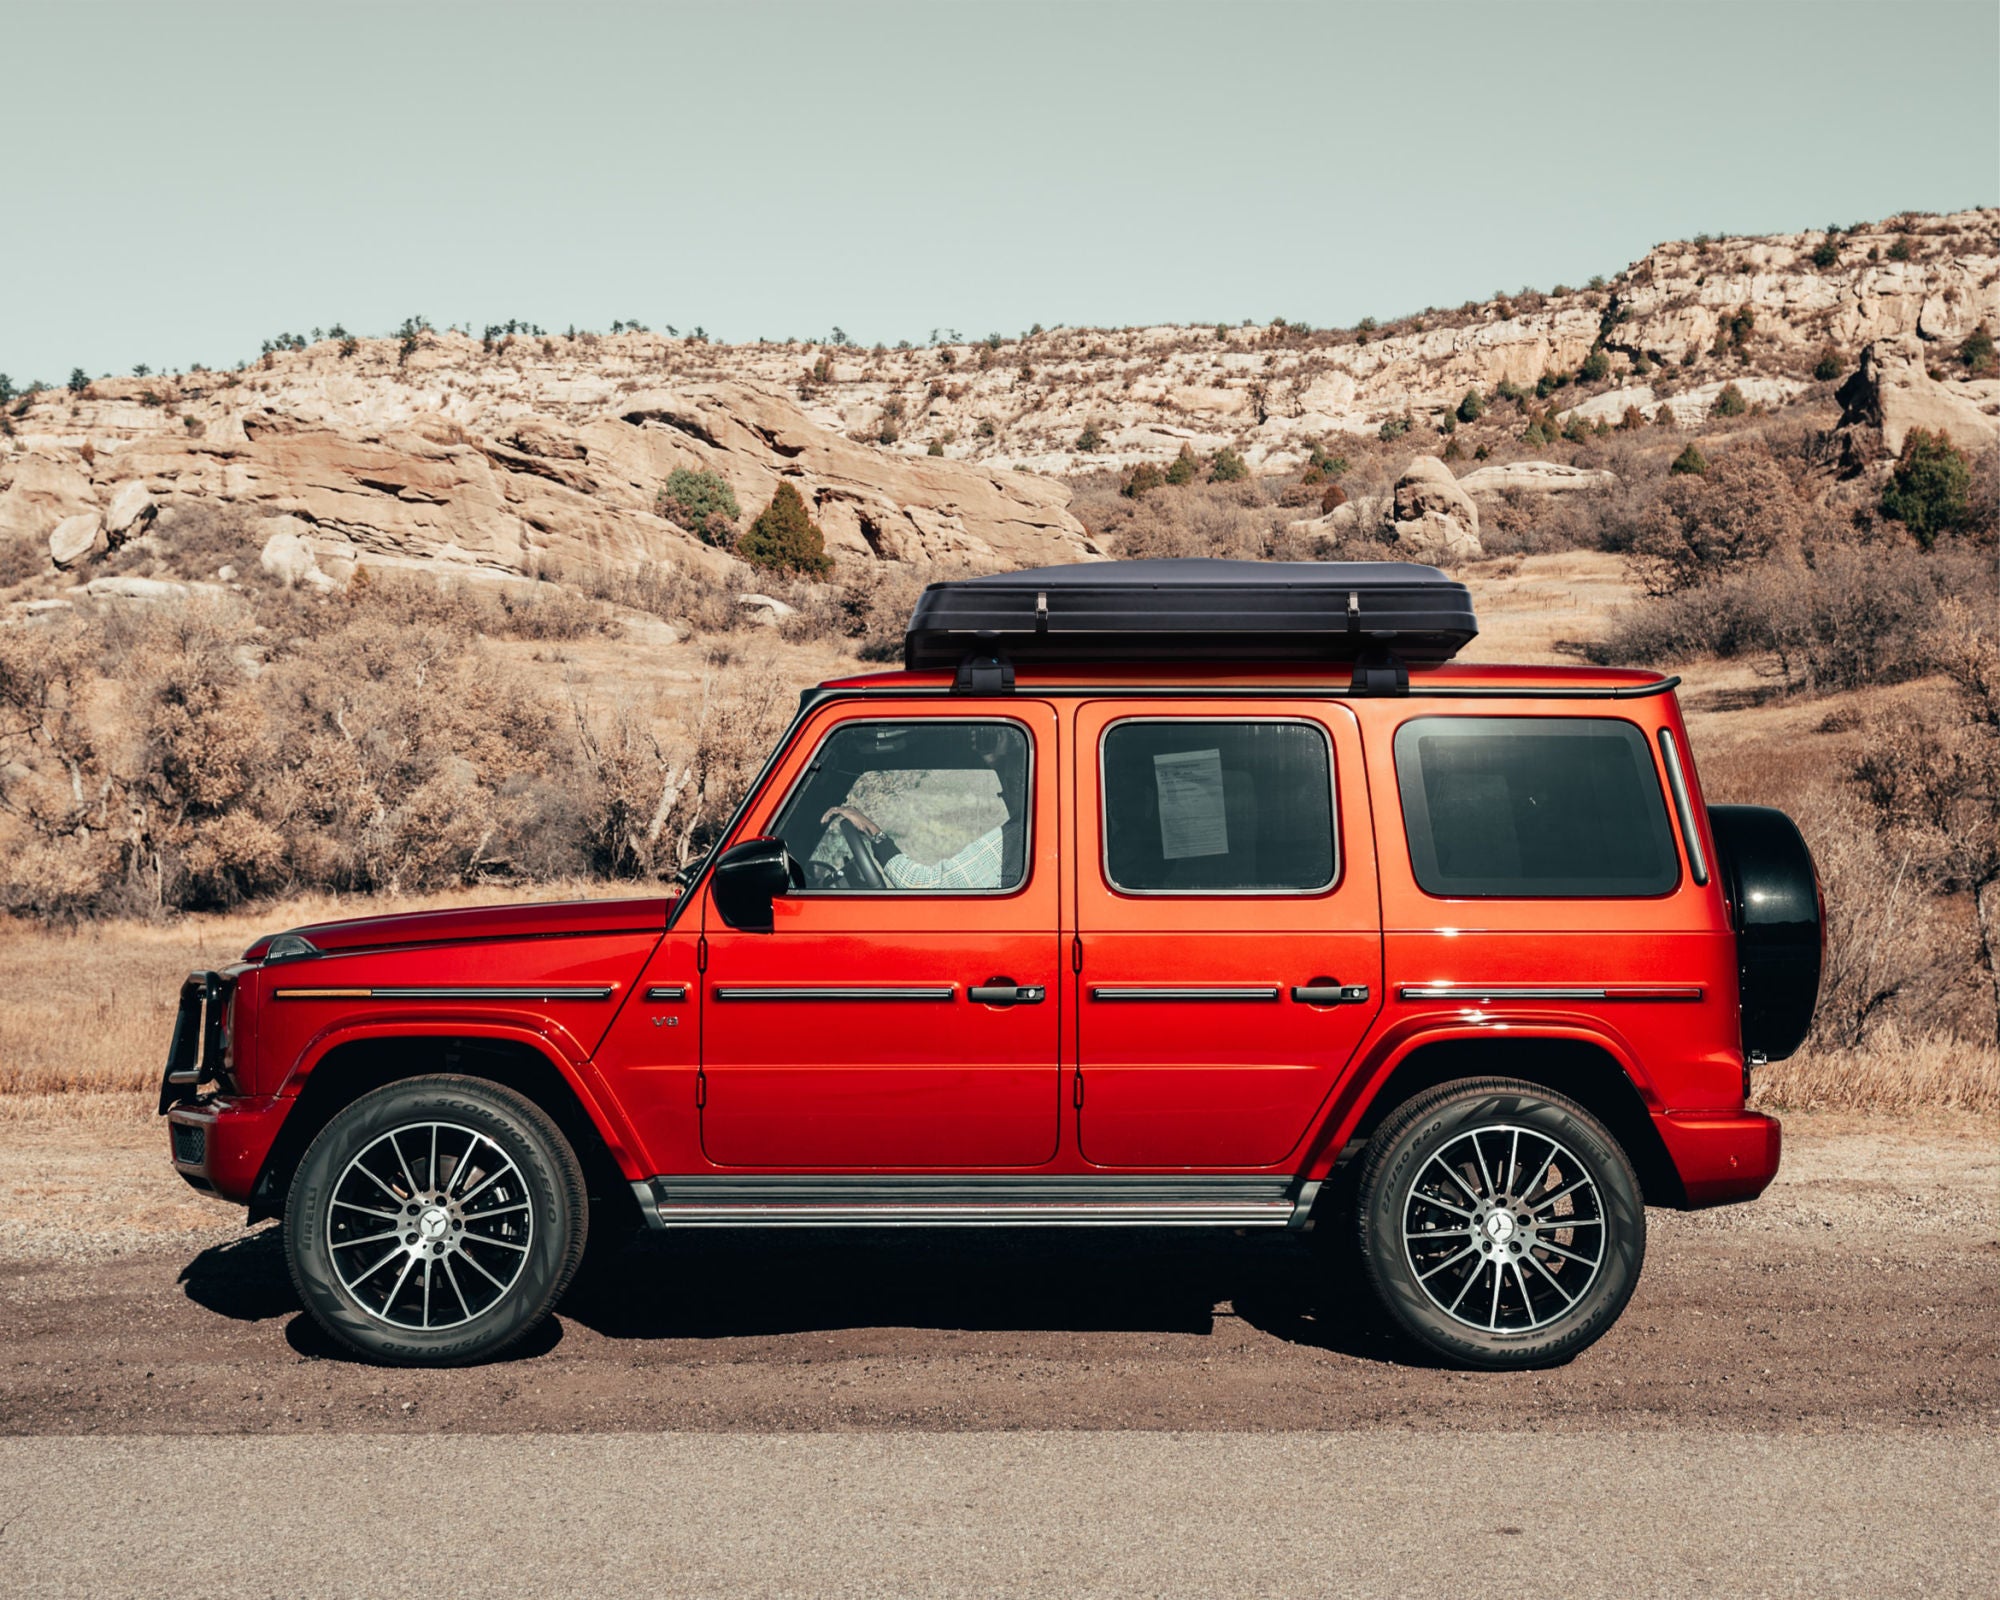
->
[{"left": 819, "top": 725, "right": 1025, "bottom": 890}]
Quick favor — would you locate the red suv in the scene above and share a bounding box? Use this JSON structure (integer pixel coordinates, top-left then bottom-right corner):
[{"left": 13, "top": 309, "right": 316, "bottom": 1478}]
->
[{"left": 160, "top": 560, "right": 1820, "bottom": 1369}]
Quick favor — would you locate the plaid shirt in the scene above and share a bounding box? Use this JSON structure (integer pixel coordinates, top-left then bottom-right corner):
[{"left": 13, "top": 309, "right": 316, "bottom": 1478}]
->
[{"left": 882, "top": 825, "right": 1007, "bottom": 890}]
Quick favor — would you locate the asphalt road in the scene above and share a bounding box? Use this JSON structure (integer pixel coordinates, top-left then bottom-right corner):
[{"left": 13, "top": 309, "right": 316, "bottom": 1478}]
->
[{"left": 4, "top": 1430, "right": 1995, "bottom": 1599}]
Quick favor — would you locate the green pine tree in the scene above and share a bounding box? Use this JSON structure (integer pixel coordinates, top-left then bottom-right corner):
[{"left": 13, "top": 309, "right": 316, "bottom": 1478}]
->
[{"left": 738, "top": 482, "right": 833, "bottom": 575}]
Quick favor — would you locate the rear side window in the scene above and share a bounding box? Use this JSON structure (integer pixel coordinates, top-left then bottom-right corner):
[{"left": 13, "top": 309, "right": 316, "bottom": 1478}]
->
[
  {"left": 1394, "top": 717, "right": 1678, "bottom": 898},
  {"left": 1101, "top": 719, "right": 1336, "bottom": 894}
]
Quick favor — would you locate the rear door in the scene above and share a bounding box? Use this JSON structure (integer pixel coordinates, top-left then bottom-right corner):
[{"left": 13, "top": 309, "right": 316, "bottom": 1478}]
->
[
  {"left": 1072, "top": 700, "right": 1382, "bottom": 1168},
  {"left": 697, "top": 700, "right": 1062, "bottom": 1169}
]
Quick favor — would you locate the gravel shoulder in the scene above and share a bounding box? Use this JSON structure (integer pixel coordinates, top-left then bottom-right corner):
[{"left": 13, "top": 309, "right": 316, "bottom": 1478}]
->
[{"left": 1, "top": 1107, "right": 1994, "bottom": 1436}]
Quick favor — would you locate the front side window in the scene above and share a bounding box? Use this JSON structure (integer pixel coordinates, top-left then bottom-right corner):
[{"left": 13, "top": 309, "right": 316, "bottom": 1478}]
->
[
  {"left": 769, "top": 720, "right": 1030, "bottom": 893},
  {"left": 1395, "top": 716, "right": 1679, "bottom": 898},
  {"left": 1101, "top": 720, "right": 1337, "bottom": 894}
]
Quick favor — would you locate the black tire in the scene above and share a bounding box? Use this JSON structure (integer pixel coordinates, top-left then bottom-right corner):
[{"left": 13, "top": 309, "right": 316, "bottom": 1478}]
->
[
  {"left": 1353, "top": 1077, "right": 1645, "bottom": 1369},
  {"left": 283, "top": 1074, "right": 587, "bottom": 1366}
]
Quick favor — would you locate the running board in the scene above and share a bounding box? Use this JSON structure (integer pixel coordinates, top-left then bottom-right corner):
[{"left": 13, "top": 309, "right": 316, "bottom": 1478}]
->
[{"left": 633, "top": 1176, "right": 1318, "bottom": 1230}]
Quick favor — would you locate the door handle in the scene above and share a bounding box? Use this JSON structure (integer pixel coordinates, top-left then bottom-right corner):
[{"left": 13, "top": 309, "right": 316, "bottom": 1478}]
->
[
  {"left": 1291, "top": 983, "right": 1371, "bottom": 1005},
  {"left": 969, "top": 980, "right": 1046, "bottom": 1006}
]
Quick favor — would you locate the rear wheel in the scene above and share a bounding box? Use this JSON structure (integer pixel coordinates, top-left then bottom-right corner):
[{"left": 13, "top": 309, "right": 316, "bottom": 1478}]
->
[
  {"left": 283, "top": 1075, "right": 587, "bottom": 1365},
  {"left": 1353, "top": 1077, "right": 1645, "bottom": 1369}
]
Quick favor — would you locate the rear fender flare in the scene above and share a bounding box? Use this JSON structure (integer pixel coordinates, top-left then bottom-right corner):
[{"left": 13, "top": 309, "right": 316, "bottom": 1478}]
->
[{"left": 1303, "top": 1012, "right": 1662, "bottom": 1180}]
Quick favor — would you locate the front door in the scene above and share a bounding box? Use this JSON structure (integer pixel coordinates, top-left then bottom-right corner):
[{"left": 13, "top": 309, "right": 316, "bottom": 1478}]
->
[
  {"left": 698, "top": 701, "right": 1061, "bottom": 1169},
  {"left": 1073, "top": 701, "right": 1383, "bottom": 1168}
]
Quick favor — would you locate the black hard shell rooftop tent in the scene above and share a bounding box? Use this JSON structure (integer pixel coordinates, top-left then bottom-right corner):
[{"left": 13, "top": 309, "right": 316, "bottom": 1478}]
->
[{"left": 904, "top": 559, "right": 1477, "bottom": 687}]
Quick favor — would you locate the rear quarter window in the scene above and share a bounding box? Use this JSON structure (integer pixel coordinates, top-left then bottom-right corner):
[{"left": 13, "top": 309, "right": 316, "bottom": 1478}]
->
[{"left": 1394, "top": 716, "right": 1679, "bottom": 898}]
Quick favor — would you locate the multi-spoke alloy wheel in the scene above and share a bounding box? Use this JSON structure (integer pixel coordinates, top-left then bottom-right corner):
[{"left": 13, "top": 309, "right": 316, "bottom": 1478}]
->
[
  {"left": 1354, "top": 1077, "right": 1645, "bottom": 1369},
  {"left": 1402, "top": 1124, "right": 1605, "bottom": 1334},
  {"left": 327, "top": 1122, "right": 535, "bottom": 1331},
  {"left": 285, "top": 1076, "right": 586, "bottom": 1366}
]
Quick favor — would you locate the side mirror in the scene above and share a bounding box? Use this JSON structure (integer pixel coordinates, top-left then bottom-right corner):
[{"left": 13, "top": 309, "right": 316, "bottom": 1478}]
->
[{"left": 711, "top": 836, "right": 793, "bottom": 932}]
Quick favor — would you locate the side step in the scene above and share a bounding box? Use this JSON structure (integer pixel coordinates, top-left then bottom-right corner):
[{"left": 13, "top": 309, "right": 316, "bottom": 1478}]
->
[{"left": 633, "top": 1176, "right": 1317, "bottom": 1230}]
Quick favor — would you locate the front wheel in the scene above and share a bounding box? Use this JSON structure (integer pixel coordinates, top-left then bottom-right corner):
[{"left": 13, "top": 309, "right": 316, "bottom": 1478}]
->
[
  {"left": 283, "top": 1075, "right": 587, "bottom": 1365},
  {"left": 1353, "top": 1077, "right": 1645, "bottom": 1369}
]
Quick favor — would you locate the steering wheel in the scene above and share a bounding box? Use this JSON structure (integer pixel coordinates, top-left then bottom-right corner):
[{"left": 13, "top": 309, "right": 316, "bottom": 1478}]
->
[{"left": 837, "top": 818, "right": 888, "bottom": 890}]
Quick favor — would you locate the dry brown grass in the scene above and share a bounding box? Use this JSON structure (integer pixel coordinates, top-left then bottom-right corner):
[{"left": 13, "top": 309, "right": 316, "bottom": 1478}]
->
[
  {"left": 1752, "top": 1026, "right": 2000, "bottom": 1116},
  {"left": 0, "top": 881, "right": 634, "bottom": 1100}
]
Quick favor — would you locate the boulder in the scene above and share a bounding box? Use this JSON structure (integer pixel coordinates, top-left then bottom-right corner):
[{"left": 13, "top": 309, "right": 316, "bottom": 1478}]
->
[
  {"left": 737, "top": 592, "right": 798, "bottom": 623},
  {"left": 259, "top": 520, "right": 323, "bottom": 587},
  {"left": 1390, "top": 457, "right": 1482, "bottom": 560},
  {"left": 1393, "top": 456, "right": 1479, "bottom": 530},
  {"left": 49, "top": 512, "right": 107, "bottom": 569},
  {"left": 83, "top": 575, "right": 190, "bottom": 602},
  {"left": 1458, "top": 461, "right": 1618, "bottom": 498},
  {"left": 103, "top": 481, "right": 158, "bottom": 538},
  {"left": 1395, "top": 511, "right": 1483, "bottom": 564},
  {"left": 0, "top": 456, "right": 97, "bottom": 539},
  {"left": 1835, "top": 335, "right": 2000, "bottom": 458}
]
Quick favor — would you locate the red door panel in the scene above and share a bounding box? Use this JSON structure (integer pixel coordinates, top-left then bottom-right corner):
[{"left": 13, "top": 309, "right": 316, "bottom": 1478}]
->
[
  {"left": 697, "top": 700, "right": 1062, "bottom": 1170},
  {"left": 1072, "top": 701, "right": 1382, "bottom": 1169}
]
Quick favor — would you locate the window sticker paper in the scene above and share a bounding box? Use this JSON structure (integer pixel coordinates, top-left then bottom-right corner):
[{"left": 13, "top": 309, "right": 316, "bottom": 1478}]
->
[{"left": 1154, "top": 748, "right": 1229, "bottom": 859}]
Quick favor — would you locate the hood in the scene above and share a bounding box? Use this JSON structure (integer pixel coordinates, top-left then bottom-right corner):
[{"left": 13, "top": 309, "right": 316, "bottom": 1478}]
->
[{"left": 243, "top": 895, "right": 672, "bottom": 962}]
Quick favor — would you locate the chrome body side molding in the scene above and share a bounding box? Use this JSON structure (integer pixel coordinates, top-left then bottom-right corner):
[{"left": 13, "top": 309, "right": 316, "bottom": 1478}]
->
[
  {"left": 272, "top": 985, "right": 616, "bottom": 1002},
  {"left": 711, "top": 986, "right": 958, "bottom": 1002},
  {"left": 1398, "top": 985, "right": 1705, "bottom": 1003},
  {"left": 1089, "top": 986, "right": 1282, "bottom": 1003}
]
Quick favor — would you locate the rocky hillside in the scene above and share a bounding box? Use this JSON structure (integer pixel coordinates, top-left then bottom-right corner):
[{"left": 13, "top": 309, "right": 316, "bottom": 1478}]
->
[{"left": 0, "top": 208, "right": 1993, "bottom": 594}]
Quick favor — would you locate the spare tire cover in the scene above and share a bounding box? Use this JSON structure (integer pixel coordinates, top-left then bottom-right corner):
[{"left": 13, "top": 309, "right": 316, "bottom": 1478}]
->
[{"left": 1709, "top": 805, "right": 1823, "bottom": 1062}]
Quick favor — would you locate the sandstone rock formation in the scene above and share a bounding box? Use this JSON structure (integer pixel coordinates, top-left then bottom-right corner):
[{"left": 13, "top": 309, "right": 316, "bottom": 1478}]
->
[
  {"left": 1, "top": 207, "right": 1993, "bottom": 597},
  {"left": 103, "top": 481, "right": 157, "bottom": 538},
  {"left": 1457, "top": 461, "right": 1617, "bottom": 498},
  {"left": 1390, "top": 457, "right": 1482, "bottom": 561},
  {"left": 48, "top": 512, "right": 106, "bottom": 569},
  {"left": 0, "top": 378, "right": 1097, "bottom": 591},
  {"left": 1835, "top": 335, "right": 2000, "bottom": 458}
]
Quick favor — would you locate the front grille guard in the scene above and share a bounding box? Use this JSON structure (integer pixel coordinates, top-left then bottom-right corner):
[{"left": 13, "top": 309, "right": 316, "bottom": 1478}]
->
[{"left": 158, "top": 970, "right": 232, "bottom": 1115}]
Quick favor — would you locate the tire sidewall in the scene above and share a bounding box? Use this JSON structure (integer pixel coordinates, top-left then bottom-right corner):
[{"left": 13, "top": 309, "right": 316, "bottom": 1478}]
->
[
  {"left": 1359, "top": 1085, "right": 1645, "bottom": 1369},
  {"left": 285, "top": 1077, "right": 582, "bottom": 1366}
]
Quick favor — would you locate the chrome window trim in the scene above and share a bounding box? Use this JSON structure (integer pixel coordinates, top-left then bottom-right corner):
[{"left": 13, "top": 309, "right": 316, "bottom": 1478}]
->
[
  {"left": 1095, "top": 714, "right": 1341, "bottom": 898},
  {"left": 1656, "top": 728, "right": 1710, "bottom": 886},
  {"left": 761, "top": 712, "right": 1039, "bottom": 900}
]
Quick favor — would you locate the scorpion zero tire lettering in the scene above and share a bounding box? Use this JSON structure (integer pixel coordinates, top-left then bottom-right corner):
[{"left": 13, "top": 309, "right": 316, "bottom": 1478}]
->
[
  {"left": 283, "top": 1075, "right": 588, "bottom": 1366},
  {"left": 1353, "top": 1077, "right": 1645, "bottom": 1370}
]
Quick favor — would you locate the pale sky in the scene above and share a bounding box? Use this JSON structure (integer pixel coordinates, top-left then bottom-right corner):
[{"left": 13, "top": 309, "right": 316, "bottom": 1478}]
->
[{"left": 3, "top": 0, "right": 1995, "bottom": 383}]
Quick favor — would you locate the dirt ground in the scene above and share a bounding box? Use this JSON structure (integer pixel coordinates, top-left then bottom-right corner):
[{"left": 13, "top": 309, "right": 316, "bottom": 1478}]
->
[{"left": 0, "top": 1106, "right": 1993, "bottom": 1436}]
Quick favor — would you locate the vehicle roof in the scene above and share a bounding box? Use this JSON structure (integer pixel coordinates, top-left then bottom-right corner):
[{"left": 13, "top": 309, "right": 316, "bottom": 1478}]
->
[{"left": 818, "top": 661, "right": 1673, "bottom": 695}]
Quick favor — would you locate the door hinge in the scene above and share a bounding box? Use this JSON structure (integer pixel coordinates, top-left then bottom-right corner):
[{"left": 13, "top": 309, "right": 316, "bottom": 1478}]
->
[
  {"left": 1071, "top": 935, "right": 1084, "bottom": 974},
  {"left": 1072, "top": 1069, "right": 1085, "bottom": 1110},
  {"left": 696, "top": 935, "right": 708, "bottom": 973},
  {"left": 695, "top": 1067, "right": 707, "bottom": 1109}
]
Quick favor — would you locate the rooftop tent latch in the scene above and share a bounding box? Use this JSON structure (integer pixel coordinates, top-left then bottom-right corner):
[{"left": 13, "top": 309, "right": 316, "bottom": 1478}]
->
[
  {"left": 1348, "top": 648, "right": 1409, "bottom": 697},
  {"left": 953, "top": 652, "right": 1016, "bottom": 694},
  {"left": 1035, "top": 591, "right": 1048, "bottom": 634}
]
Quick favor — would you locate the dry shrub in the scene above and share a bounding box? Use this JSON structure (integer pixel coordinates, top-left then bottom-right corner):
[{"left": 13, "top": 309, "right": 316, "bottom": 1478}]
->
[
  {"left": 1075, "top": 476, "right": 1289, "bottom": 561},
  {"left": 1590, "top": 540, "right": 1994, "bottom": 693},
  {"left": 1787, "top": 787, "right": 1975, "bottom": 1047},
  {"left": 1629, "top": 448, "right": 1825, "bottom": 595},
  {"left": 0, "top": 597, "right": 593, "bottom": 916},
  {"left": 573, "top": 665, "right": 793, "bottom": 879}
]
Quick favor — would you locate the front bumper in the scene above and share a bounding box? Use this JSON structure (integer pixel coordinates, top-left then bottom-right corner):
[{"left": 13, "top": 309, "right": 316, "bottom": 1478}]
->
[
  {"left": 165, "top": 1093, "right": 290, "bottom": 1203},
  {"left": 1653, "top": 1108, "right": 1783, "bottom": 1207}
]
